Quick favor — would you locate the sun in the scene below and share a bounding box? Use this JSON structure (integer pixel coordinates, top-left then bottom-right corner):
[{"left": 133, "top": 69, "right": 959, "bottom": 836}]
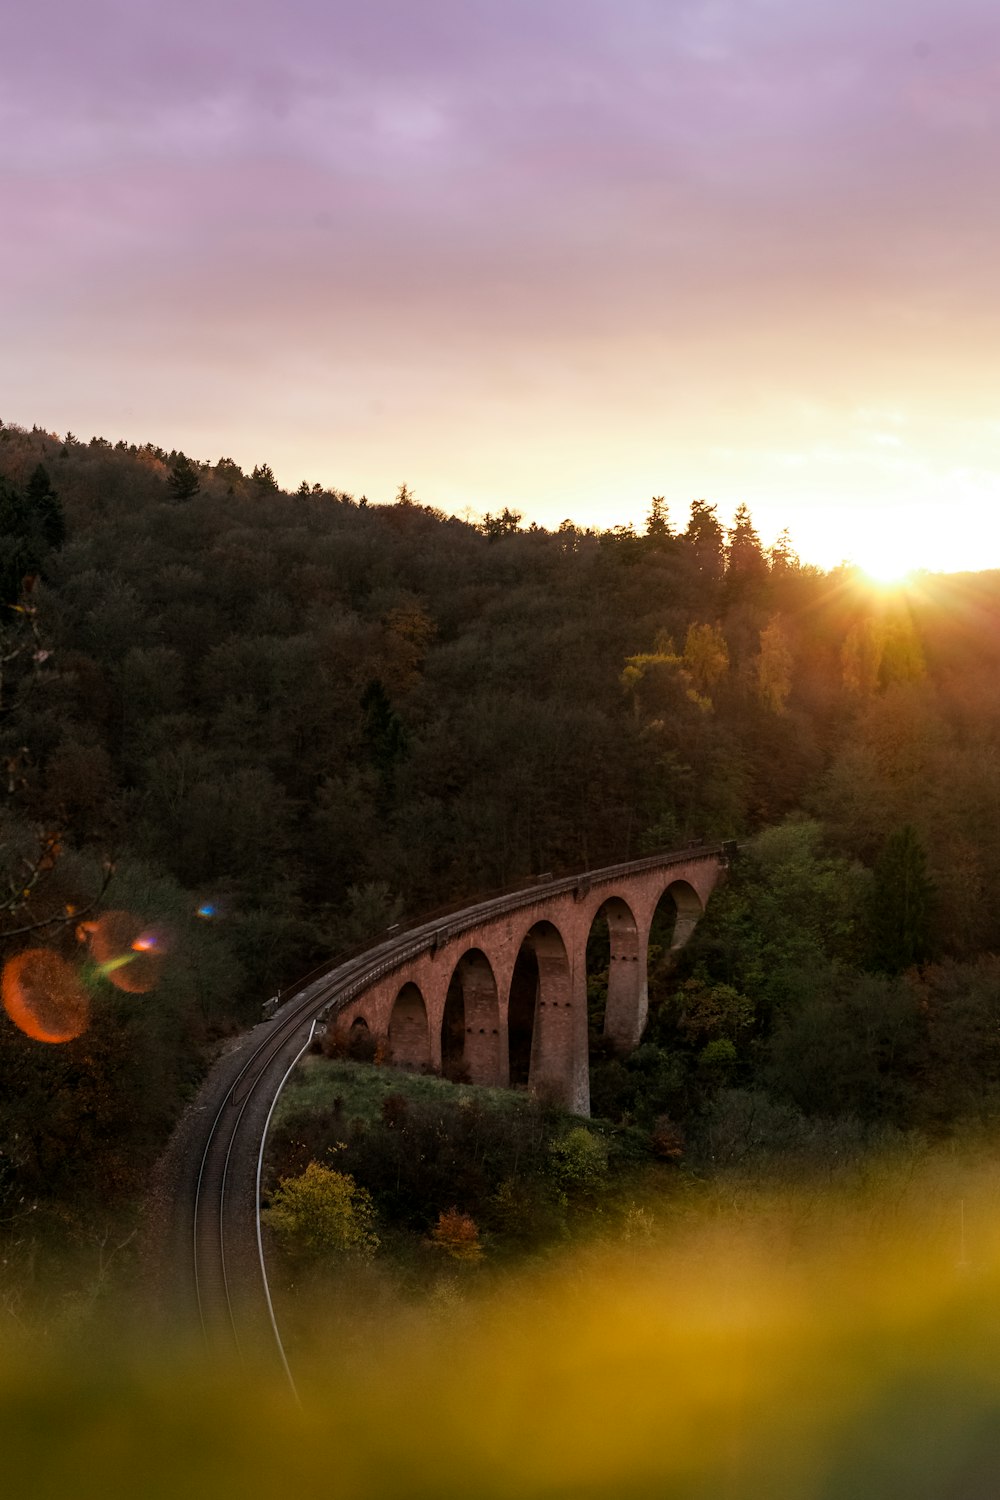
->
[
  {"left": 858, "top": 556, "right": 916, "bottom": 586},
  {"left": 843, "top": 522, "right": 927, "bottom": 586}
]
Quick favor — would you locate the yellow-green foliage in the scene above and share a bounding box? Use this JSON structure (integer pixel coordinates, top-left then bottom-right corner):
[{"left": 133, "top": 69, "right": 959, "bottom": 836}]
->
[
  {"left": 756, "top": 616, "right": 793, "bottom": 713},
  {"left": 842, "top": 608, "right": 925, "bottom": 696},
  {"left": 675, "top": 977, "right": 755, "bottom": 1043},
  {"left": 8, "top": 1145, "right": 1000, "bottom": 1497},
  {"left": 548, "top": 1126, "right": 609, "bottom": 1197},
  {"left": 262, "top": 1161, "right": 379, "bottom": 1259},
  {"left": 621, "top": 622, "right": 729, "bottom": 716},
  {"left": 682, "top": 621, "right": 729, "bottom": 694}
]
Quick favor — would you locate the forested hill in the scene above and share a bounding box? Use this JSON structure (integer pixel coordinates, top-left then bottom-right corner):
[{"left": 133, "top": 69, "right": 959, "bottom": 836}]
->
[
  {"left": 4, "top": 421, "right": 1000, "bottom": 976},
  {"left": 4, "top": 417, "right": 1000, "bottom": 1236}
]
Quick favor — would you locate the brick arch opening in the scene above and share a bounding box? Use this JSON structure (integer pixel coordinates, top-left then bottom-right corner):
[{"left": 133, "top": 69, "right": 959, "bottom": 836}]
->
[
  {"left": 508, "top": 944, "right": 538, "bottom": 1088},
  {"left": 347, "top": 1014, "right": 376, "bottom": 1062},
  {"left": 660, "top": 879, "right": 705, "bottom": 954},
  {"left": 388, "top": 981, "right": 430, "bottom": 1070},
  {"left": 509, "top": 920, "right": 574, "bottom": 1103},
  {"left": 646, "top": 880, "right": 706, "bottom": 1007},
  {"left": 441, "top": 948, "right": 501, "bottom": 1086},
  {"left": 586, "top": 896, "right": 644, "bottom": 1055}
]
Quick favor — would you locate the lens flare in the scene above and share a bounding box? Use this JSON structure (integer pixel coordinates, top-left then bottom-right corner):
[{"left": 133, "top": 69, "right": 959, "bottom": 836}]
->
[
  {"left": 195, "top": 903, "right": 218, "bottom": 920},
  {"left": 88, "top": 910, "right": 166, "bottom": 994},
  {"left": 2, "top": 949, "right": 90, "bottom": 1043}
]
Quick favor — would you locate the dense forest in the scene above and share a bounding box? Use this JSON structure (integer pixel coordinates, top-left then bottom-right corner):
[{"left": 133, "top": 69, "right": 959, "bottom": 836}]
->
[{"left": 4, "top": 418, "right": 1000, "bottom": 1309}]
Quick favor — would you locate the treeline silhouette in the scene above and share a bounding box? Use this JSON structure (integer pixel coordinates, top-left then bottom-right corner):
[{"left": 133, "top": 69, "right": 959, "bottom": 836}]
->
[{"left": 4, "top": 419, "right": 1000, "bottom": 1295}]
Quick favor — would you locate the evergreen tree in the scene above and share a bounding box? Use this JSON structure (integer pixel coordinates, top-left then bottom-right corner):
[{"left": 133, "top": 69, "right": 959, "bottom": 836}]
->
[
  {"left": 0, "top": 476, "right": 38, "bottom": 605},
  {"left": 361, "top": 678, "right": 408, "bottom": 776},
  {"left": 25, "top": 464, "right": 65, "bottom": 549},
  {"left": 645, "top": 495, "right": 672, "bottom": 539},
  {"left": 251, "top": 462, "right": 279, "bottom": 494},
  {"left": 480, "top": 507, "right": 522, "bottom": 540},
  {"left": 869, "top": 825, "right": 934, "bottom": 974},
  {"left": 768, "top": 527, "right": 800, "bottom": 574},
  {"left": 682, "top": 498, "right": 725, "bottom": 583},
  {"left": 167, "top": 453, "right": 201, "bottom": 502},
  {"left": 726, "top": 503, "right": 767, "bottom": 583}
]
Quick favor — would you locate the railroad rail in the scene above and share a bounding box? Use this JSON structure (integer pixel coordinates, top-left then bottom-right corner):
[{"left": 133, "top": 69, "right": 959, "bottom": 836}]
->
[{"left": 187, "top": 843, "right": 731, "bottom": 1387}]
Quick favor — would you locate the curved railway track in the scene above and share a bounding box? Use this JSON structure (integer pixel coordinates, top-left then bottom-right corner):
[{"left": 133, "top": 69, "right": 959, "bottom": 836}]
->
[{"left": 184, "top": 845, "right": 728, "bottom": 1388}]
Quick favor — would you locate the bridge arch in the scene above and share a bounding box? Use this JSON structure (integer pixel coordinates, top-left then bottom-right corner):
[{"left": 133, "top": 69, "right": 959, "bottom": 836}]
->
[
  {"left": 658, "top": 879, "right": 705, "bottom": 955},
  {"left": 347, "top": 1014, "right": 376, "bottom": 1061},
  {"left": 586, "top": 896, "right": 645, "bottom": 1054},
  {"left": 441, "top": 948, "right": 502, "bottom": 1087},
  {"left": 642, "top": 879, "right": 707, "bottom": 1033},
  {"left": 508, "top": 920, "right": 578, "bottom": 1104},
  {"left": 388, "top": 981, "right": 430, "bottom": 1070}
]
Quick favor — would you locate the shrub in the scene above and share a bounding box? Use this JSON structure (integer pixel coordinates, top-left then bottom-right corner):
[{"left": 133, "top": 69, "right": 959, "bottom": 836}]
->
[
  {"left": 548, "top": 1127, "right": 609, "bottom": 1199},
  {"left": 429, "top": 1208, "right": 483, "bottom": 1263},
  {"left": 262, "top": 1161, "right": 379, "bottom": 1260}
]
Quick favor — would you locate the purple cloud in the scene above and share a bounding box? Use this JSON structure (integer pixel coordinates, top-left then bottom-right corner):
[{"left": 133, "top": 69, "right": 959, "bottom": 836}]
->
[{"left": 3, "top": 1, "right": 1000, "bottom": 563}]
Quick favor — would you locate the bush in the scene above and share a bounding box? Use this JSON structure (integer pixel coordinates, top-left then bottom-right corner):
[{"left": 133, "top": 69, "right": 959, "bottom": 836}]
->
[
  {"left": 429, "top": 1208, "right": 483, "bottom": 1263},
  {"left": 548, "top": 1127, "right": 609, "bottom": 1200},
  {"left": 262, "top": 1161, "right": 379, "bottom": 1260}
]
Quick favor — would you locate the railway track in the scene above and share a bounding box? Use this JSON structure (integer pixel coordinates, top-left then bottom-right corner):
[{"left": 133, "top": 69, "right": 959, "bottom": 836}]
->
[{"left": 184, "top": 844, "right": 729, "bottom": 1389}]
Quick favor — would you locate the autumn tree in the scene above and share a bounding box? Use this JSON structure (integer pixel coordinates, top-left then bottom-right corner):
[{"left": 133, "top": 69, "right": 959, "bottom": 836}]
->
[
  {"left": 429, "top": 1207, "right": 483, "bottom": 1262},
  {"left": 756, "top": 617, "right": 793, "bottom": 713}
]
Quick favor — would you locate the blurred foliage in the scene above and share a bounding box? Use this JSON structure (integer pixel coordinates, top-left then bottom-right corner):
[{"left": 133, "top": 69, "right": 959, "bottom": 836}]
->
[{"left": 12, "top": 1143, "right": 1000, "bottom": 1498}]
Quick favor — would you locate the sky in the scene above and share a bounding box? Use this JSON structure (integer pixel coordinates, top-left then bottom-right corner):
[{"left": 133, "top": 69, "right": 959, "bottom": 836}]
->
[{"left": 4, "top": 0, "right": 1000, "bottom": 574}]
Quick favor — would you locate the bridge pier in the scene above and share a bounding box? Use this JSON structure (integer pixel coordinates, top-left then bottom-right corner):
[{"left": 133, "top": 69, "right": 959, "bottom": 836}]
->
[
  {"left": 601, "top": 898, "right": 648, "bottom": 1054},
  {"left": 525, "top": 923, "right": 589, "bottom": 1115},
  {"left": 459, "top": 950, "right": 504, "bottom": 1087}
]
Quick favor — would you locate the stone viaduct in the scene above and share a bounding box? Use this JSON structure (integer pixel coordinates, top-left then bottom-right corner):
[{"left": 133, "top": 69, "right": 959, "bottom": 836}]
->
[{"left": 331, "top": 845, "right": 733, "bottom": 1116}]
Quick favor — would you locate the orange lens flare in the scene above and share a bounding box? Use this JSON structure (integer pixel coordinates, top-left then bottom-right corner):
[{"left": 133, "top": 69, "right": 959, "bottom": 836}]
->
[
  {"left": 88, "top": 911, "right": 165, "bottom": 994},
  {"left": 2, "top": 949, "right": 90, "bottom": 1043}
]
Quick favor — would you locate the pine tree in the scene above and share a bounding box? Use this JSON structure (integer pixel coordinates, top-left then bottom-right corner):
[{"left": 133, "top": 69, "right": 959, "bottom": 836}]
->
[
  {"left": 869, "top": 825, "right": 934, "bottom": 973},
  {"left": 726, "top": 503, "right": 767, "bottom": 582},
  {"left": 0, "top": 476, "right": 38, "bottom": 605},
  {"left": 645, "top": 495, "right": 672, "bottom": 539},
  {"left": 251, "top": 462, "right": 279, "bottom": 494},
  {"left": 768, "top": 527, "right": 800, "bottom": 574},
  {"left": 25, "top": 464, "right": 65, "bottom": 548},
  {"left": 683, "top": 498, "right": 725, "bottom": 582},
  {"left": 167, "top": 453, "right": 201, "bottom": 502},
  {"left": 480, "top": 507, "right": 522, "bottom": 540}
]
